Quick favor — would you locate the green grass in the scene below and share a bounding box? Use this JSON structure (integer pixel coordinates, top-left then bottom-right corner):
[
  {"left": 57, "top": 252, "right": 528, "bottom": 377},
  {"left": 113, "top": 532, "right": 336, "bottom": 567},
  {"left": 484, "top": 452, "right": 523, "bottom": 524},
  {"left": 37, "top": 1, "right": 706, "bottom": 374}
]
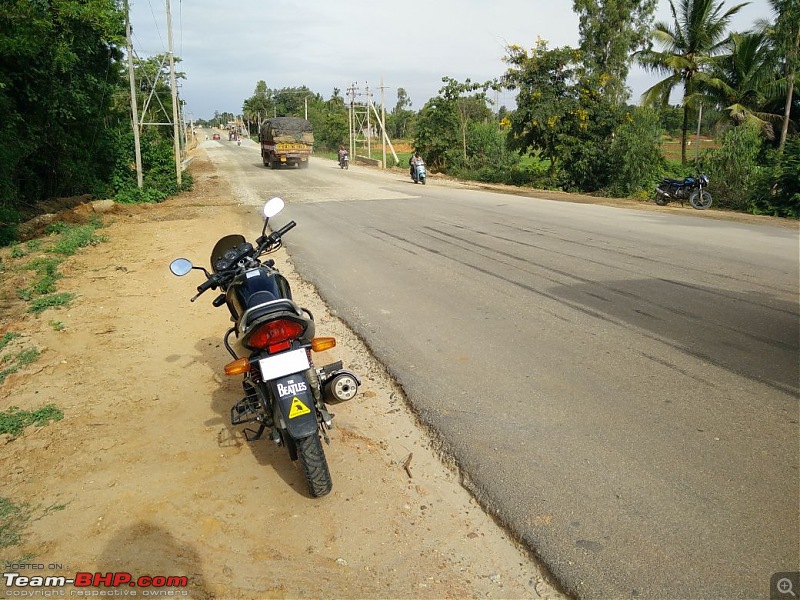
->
[
  {"left": 28, "top": 292, "right": 74, "bottom": 314},
  {"left": 0, "top": 346, "right": 42, "bottom": 384},
  {"left": 0, "top": 496, "right": 68, "bottom": 560},
  {"left": 0, "top": 404, "right": 63, "bottom": 437},
  {"left": 0, "top": 497, "right": 32, "bottom": 548},
  {"left": 48, "top": 222, "right": 106, "bottom": 256},
  {"left": 18, "top": 257, "right": 63, "bottom": 300},
  {"left": 5, "top": 222, "right": 103, "bottom": 312},
  {"left": 0, "top": 332, "right": 21, "bottom": 351}
]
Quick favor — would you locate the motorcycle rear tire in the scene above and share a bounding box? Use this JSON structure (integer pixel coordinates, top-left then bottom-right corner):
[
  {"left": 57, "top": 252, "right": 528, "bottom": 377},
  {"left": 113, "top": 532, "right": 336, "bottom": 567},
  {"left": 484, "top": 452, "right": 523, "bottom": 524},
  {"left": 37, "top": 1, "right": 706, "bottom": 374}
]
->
[
  {"left": 654, "top": 192, "right": 669, "bottom": 206},
  {"left": 689, "top": 190, "right": 712, "bottom": 210},
  {"left": 296, "top": 433, "right": 333, "bottom": 497}
]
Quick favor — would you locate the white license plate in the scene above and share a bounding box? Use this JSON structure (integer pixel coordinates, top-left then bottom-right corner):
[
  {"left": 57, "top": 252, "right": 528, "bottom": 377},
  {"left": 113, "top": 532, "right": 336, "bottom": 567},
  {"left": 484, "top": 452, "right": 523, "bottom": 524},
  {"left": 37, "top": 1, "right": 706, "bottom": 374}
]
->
[{"left": 259, "top": 348, "right": 310, "bottom": 381}]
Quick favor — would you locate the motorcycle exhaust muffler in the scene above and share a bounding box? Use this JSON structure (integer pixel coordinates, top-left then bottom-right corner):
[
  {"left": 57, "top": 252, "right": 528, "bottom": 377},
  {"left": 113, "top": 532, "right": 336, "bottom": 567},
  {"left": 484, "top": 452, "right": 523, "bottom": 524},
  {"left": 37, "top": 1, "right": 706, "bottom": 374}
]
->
[{"left": 323, "top": 370, "right": 360, "bottom": 403}]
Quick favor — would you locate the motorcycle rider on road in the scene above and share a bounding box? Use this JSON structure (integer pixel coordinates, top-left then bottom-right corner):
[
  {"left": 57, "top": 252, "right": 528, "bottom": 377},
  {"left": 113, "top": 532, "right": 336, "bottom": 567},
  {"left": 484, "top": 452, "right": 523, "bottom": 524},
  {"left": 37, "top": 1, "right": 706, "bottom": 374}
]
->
[{"left": 409, "top": 152, "right": 422, "bottom": 179}]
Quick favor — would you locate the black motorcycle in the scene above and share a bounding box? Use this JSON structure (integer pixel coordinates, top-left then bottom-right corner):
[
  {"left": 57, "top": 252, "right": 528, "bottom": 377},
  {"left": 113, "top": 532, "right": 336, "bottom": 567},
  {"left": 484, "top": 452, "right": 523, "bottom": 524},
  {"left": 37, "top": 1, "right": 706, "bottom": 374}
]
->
[
  {"left": 338, "top": 151, "right": 349, "bottom": 170},
  {"left": 654, "top": 174, "right": 712, "bottom": 210},
  {"left": 169, "top": 197, "right": 360, "bottom": 497}
]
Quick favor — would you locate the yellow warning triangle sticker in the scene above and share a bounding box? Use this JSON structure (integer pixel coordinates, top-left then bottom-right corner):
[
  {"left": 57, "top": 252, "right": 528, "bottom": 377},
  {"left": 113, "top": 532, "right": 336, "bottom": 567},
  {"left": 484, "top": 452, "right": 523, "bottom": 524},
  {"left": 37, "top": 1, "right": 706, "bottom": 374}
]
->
[{"left": 288, "top": 396, "right": 311, "bottom": 419}]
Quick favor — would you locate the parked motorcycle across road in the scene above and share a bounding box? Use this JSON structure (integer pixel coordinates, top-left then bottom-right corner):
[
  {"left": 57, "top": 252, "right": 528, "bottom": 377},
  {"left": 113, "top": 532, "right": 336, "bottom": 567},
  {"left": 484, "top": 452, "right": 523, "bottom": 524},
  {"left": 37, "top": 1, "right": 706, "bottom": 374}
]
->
[
  {"left": 170, "top": 197, "right": 360, "bottom": 497},
  {"left": 654, "top": 174, "right": 712, "bottom": 209}
]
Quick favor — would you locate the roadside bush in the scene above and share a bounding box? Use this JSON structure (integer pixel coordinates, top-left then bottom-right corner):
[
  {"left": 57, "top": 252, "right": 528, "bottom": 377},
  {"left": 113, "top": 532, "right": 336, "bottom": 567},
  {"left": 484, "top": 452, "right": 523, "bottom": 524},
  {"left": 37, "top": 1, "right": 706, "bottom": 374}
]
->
[
  {"left": 111, "top": 128, "right": 193, "bottom": 204},
  {"left": 748, "top": 136, "right": 800, "bottom": 218},
  {"left": 607, "top": 107, "right": 665, "bottom": 197},
  {"left": 558, "top": 136, "right": 614, "bottom": 192},
  {"left": 0, "top": 206, "right": 21, "bottom": 247},
  {"left": 697, "top": 123, "right": 763, "bottom": 211}
]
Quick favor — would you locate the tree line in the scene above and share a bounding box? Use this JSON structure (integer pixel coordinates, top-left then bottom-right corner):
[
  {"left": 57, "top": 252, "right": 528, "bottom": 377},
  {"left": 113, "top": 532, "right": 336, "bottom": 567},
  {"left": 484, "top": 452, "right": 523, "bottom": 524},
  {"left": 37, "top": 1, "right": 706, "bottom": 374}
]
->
[
  {"left": 1, "top": 0, "right": 797, "bottom": 249},
  {"left": 0, "top": 0, "right": 191, "bottom": 246},
  {"left": 240, "top": 0, "right": 797, "bottom": 217}
]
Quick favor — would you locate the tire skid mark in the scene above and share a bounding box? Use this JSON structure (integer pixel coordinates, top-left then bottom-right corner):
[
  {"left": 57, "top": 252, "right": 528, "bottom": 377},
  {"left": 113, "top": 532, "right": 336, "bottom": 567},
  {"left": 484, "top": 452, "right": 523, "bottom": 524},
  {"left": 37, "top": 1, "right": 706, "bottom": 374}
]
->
[
  {"left": 425, "top": 225, "right": 797, "bottom": 351},
  {"left": 491, "top": 220, "right": 793, "bottom": 297},
  {"left": 376, "top": 226, "right": 797, "bottom": 396},
  {"left": 640, "top": 353, "right": 717, "bottom": 388}
]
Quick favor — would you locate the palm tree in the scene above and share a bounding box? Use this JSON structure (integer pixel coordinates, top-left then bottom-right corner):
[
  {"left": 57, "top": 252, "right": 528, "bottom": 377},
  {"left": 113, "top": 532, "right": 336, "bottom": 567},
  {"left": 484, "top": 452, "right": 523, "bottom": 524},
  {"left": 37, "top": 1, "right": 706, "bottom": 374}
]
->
[
  {"left": 767, "top": 0, "right": 800, "bottom": 152},
  {"left": 705, "top": 30, "right": 782, "bottom": 136},
  {"left": 637, "top": 0, "right": 747, "bottom": 164}
]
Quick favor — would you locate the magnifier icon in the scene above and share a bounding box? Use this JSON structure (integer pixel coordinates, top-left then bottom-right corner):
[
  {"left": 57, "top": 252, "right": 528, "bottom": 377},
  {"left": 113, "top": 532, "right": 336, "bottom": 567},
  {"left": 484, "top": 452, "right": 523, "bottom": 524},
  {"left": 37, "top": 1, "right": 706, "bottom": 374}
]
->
[{"left": 778, "top": 578, "right": 797, "bottom": 597}]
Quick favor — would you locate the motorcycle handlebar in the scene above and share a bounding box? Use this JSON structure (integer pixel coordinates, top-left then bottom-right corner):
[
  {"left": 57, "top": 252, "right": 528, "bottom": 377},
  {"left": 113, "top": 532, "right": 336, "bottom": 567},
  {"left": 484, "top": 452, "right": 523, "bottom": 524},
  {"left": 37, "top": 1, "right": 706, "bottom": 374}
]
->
[
  {"left": 196, "top": 276, "right": 217, "bottom": 295},
  {"left": 271, "top": 220, "right": 296, "bottom": 241}
]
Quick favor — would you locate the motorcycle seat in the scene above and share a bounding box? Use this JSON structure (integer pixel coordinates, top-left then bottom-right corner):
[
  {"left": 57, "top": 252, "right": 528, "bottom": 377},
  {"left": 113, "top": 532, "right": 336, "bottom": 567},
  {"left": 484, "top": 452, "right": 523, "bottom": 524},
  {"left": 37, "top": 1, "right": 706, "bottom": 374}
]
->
[
  {"left": 661, "top": 178, "right": 686, "bottom": 185},
  {"left": 240, "top": 298, "right": 304, "bottom": 332}
]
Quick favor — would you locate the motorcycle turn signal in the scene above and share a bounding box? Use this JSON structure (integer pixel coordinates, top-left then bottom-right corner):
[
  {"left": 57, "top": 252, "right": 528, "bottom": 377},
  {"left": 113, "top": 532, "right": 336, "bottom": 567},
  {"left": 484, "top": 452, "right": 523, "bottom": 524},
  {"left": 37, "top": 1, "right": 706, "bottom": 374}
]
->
[
  {"left": 224, "top": 357, "right": 250, "bottom": 376},
  {"left": 311, "top": 337, "right": 336, "bottom": 352}
]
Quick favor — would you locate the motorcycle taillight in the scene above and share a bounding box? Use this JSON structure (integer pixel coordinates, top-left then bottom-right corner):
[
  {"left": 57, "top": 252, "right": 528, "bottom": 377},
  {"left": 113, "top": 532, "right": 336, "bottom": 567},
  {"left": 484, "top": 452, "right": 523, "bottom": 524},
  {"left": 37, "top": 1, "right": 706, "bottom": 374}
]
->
[{"left": 247, "top": 319, "right": 304, "bottom": 351}]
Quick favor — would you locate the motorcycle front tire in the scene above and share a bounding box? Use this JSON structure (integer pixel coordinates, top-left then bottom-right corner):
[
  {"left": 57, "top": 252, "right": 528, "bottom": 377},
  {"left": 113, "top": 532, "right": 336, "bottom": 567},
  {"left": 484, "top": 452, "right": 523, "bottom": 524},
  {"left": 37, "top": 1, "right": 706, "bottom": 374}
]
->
[
  {"left": 295, "top": 433, "right": 333, "bottom": 497},
  {"left": 689, "top": 190, "right": 712, "bottom": 210}
]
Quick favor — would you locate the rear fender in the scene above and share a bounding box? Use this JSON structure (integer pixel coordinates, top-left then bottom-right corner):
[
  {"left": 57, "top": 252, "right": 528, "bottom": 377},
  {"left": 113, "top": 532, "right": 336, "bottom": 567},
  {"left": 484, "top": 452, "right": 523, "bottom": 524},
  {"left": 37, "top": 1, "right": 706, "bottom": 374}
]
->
[{"left": 268, "top": 373, "right": 318, "bottom": 439}]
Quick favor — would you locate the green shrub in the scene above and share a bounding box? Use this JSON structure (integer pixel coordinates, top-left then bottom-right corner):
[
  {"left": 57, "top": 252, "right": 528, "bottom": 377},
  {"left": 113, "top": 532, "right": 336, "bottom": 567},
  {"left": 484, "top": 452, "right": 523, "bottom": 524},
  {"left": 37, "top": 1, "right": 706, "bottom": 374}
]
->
[
  {"left": 697, "top": 124, "right": 763, "bottom": 211},
  {"left": 748, "top": 136, "right": 800, "bottom": 218},
  {"left": 608, "top": 108, "right": 666, "bottom": 197},
  {"left": 0, "top": 206, "right": 21, "bottom": 248}
]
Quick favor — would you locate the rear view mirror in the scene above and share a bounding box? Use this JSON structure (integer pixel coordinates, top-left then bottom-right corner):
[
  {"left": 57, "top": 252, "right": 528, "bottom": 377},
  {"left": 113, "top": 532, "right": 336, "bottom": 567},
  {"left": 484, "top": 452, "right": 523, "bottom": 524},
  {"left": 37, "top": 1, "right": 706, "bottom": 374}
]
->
[
  {"left": 264, "top": 197, "right": 285, "bottom": 219},
  {"left": 169, "top": 258, "right": 193, "bottom": 276}
]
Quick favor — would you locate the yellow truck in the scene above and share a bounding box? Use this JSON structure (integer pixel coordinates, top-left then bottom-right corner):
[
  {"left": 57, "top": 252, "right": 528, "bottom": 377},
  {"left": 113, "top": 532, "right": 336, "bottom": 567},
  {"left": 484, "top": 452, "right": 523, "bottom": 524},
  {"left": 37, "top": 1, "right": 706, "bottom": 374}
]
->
[{"left": 259, "top": 117, "right": 313, "bottom": 169}]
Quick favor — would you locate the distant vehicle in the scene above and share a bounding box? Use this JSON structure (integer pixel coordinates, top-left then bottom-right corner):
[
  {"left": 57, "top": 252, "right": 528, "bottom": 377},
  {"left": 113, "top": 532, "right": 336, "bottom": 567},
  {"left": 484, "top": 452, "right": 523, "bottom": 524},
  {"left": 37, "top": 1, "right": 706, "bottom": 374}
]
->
[
  {"left": 411, "top": 159, "right": 427, "bottom": 185},
  {"left": 212, "top": 133, "right": 221, "bottom": 140},
  {"left": 259, "top": 117, "right": 313, "bottom": 169}
]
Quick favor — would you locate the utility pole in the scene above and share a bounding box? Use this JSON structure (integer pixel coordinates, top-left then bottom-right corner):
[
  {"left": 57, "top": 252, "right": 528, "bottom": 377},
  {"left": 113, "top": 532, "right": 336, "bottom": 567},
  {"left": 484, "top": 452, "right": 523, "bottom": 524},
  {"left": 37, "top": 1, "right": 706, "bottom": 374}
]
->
[
  {"left": 348, "top": 83, "right": 355, "bottom": 158},
  {"left": 166, "top": 0, "right": 181, "bottom": 186},
  {"left": 124, "top": 0, "right": 143, "bottom": 188},
  {"left": 380, "top": 78, "right": 386, "bottom": 169}
]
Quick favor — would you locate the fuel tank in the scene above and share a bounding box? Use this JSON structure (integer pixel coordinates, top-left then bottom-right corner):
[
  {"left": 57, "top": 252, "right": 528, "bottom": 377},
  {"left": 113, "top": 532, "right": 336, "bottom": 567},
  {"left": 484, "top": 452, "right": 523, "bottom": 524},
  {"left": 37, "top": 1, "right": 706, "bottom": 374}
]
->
[{"left": 226, "top": 267, "right": 293, "bottom": 322}]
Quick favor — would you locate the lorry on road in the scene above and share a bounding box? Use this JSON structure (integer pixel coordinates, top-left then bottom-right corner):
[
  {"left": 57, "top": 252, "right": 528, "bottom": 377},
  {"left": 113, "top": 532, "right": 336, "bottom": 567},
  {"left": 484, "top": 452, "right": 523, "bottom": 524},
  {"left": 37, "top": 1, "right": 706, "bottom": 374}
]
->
[{"left": 259, "top": 117, "right": 314, "bottom": 169}]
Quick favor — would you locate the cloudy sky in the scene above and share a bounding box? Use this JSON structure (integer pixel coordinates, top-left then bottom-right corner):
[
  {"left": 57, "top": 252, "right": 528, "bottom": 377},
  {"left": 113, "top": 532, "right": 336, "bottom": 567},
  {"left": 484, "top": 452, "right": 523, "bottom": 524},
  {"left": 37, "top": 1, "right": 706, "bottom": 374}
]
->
[{"left": 128, "top": 0, "right": 772, "bottom": 121}]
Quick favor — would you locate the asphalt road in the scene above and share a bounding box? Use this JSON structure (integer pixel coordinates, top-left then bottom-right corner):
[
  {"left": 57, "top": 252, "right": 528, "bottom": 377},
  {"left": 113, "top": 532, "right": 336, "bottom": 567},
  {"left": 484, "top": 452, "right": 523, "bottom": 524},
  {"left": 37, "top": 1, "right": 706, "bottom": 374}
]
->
[{"left": 202, "top": 133, "right": 800, "bottom": 599}]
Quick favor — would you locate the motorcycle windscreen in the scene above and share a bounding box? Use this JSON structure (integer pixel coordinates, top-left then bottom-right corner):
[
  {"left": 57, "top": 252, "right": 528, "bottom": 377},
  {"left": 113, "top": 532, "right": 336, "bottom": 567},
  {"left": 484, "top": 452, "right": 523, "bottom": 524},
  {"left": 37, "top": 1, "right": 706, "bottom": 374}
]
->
[{"left": 210, "top": 235, "right": 246, "bottom": 272}]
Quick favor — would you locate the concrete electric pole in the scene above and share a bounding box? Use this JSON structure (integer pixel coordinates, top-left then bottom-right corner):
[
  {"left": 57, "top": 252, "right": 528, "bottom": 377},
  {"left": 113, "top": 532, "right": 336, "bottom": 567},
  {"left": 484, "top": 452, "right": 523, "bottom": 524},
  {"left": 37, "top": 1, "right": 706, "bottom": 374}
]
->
[
  {"left": 124, "top": 0, "right": 143, "bottom": 188},
  {"left": 166, "top": 0, "right": 181, "bottom": 186}
]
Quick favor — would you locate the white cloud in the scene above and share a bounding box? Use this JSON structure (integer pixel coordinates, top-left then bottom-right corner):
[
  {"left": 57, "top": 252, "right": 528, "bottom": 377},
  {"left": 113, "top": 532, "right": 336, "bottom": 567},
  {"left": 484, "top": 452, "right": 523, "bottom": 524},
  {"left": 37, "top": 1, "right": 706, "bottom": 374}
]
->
[{"left": 129, "top": 0, "right": 772, "bottom": 119}]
